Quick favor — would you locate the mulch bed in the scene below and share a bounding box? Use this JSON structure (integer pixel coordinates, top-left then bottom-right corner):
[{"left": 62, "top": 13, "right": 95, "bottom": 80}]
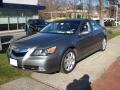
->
[{"left": 92, "top": 57, "right": 120, "bottom": 90}]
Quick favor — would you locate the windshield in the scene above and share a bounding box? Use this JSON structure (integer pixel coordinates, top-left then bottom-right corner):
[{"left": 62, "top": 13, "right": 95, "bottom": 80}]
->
[{"left": 40, "top": 21, "right": 81, "bottom": 34}]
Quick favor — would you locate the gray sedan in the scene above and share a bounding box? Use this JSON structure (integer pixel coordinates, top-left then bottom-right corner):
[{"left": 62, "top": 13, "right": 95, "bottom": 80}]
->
[{"left": 7, "top": 19, "right": 107, "bottom": 73}]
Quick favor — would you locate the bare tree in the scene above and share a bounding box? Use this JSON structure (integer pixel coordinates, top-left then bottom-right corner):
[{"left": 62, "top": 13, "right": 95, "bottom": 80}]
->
[{"left": 38, "top": 0, "right": 65, "bottom": 19}]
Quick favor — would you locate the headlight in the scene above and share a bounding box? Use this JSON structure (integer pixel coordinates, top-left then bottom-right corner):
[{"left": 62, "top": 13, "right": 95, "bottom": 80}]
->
[{"left": 32, "top": 46, "right": 56, "bottom": 56}]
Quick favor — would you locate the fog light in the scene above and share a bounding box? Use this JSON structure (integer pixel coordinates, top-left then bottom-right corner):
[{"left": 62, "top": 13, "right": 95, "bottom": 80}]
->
[{"left": 38, "top": 67, "right": 46, "bottom": 71}]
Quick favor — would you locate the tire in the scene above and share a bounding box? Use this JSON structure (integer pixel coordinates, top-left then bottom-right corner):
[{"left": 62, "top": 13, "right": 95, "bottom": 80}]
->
[
  {"left": 60, "top": 49, "right": 76, "bottom": 74},
  {"left": 101, "top": 38, "right": 107, "bottom": 51}
]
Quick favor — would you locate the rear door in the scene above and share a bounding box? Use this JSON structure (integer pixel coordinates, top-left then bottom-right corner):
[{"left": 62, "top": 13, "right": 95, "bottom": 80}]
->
[{"left": 90, "top": 20, "right": 104, "bottom": 50}]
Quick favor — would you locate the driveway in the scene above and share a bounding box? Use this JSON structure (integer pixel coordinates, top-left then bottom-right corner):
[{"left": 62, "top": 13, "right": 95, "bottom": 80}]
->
[
  {"left": 0, "top": 77, "right": 58, "bottom": 90},
  {"left": 1, "top": 36, "right": 120, "bottom": 90},
  {"left": 31, "top": 36, "right": 120, "bottom": 90}
]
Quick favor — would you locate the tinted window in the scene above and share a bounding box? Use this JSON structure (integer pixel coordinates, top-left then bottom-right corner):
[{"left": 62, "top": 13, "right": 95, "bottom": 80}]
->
[
  {"left": 80, "top": 21, "right": 91, "bottom": 33},
  {"left": 91, "top": 21, "right": 101, "bottom": 31}
]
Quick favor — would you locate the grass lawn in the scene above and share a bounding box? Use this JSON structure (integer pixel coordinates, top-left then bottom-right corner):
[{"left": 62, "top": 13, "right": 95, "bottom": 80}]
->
[
  {"left": 0, "top": 53, "right": 31, "bottom": 85},
  {"left": 0, "top": 28, "right": 120, "bottom": 85},
  {"left": 107, "top": 29, "right": 120, "bottom": 40}
]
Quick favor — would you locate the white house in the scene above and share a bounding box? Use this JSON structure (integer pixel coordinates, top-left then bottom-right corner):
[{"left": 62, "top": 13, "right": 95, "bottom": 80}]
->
[{"left": 0, "top": 0, "right": 45, "bottom": 31}]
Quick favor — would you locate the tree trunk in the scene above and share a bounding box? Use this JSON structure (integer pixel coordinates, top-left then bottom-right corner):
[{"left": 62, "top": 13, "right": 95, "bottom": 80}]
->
[
  {"left": 99, "top": 0, "right": 105, "bottom": 26},
  {"left": 88, "top": 0, "right": 92, "bottom": 19}
]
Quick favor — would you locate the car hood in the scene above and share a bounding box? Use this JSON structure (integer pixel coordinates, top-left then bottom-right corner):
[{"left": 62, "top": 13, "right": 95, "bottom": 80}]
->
[{"left": 14, "top": 33, "right": 69, "bottom": 48}]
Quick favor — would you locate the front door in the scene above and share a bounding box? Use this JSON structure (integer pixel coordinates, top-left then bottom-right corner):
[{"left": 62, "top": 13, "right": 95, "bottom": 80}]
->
[{"left": 76, "top": 21, "right": 94, "bottom": 60}]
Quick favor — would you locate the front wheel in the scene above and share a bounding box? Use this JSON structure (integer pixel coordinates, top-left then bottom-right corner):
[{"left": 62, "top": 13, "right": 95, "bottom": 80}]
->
[
  {"left": 101, "top": 38, "right": 107, "bottom": 51},
  {"left": 60, "top": 49, "right": 76, "bottom": 74}
]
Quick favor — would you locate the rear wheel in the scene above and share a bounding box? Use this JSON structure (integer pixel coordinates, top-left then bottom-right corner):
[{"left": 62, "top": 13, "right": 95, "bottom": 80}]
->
[
  {"left": 60, "top": 49, "right": 76, "bottom": 74},
  {"left": 101, "top": 38, "right": 107, "bottom": 51}
]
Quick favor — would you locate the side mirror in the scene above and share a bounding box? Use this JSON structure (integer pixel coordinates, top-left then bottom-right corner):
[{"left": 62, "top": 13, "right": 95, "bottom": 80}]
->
[{"left": 80, "top": 31, "right": 89, "bottom": 35}]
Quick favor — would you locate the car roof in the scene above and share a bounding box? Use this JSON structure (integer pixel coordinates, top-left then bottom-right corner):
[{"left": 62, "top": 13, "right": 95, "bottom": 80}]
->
[{"left": 53, "top": 18, "right": 92, "bottom": 22}]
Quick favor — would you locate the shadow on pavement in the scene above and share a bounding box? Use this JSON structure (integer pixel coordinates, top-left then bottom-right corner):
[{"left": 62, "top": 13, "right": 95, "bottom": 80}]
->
[{"left": 66, "top": 74, "right": 91, "bottom": 90}]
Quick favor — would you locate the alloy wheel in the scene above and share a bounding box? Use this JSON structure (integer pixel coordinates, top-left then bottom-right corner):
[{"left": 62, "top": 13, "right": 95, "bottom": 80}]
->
[
  {"left": 102, "top": 38, "right": 107, "bottom": 51},
  {"left": 64, "top": 52, "right": 76, "bottom": 72}
]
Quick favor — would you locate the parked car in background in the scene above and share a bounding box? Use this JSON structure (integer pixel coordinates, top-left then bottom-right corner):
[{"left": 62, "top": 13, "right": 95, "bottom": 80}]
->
[
  {"left": 114, "top": 20, "right": 120, "bottom": 26},
  {"left": 24, "top": 19, "right": 48, "bottom": 36},
  {"left": 7, "top": 19, "right": 107, "bottom": 74}
]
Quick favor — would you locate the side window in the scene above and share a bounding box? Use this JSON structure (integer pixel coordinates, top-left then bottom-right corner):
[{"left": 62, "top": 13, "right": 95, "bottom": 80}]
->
[
  {"left": 91, "top": 21, "right": 101, "bottom": 31},
  {"left": 80, "top": 21, "right": 91, "bottom": 33}
]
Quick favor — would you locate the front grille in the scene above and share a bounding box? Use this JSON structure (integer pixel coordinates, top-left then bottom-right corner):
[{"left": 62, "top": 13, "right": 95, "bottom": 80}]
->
[
  {"left": 12, "top": 50, "right": 27, "bottom": 57},
  {"left": 24, "top": 65, "right": 39, "bottom": 70},
  {"left": 11, "top": 45, "right": 29, "bottom": 57}
]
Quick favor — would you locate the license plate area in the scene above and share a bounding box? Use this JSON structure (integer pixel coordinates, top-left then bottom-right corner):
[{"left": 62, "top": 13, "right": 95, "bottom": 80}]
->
[{"left": 10, "top": 58, "right": 18, "bottom": 67}]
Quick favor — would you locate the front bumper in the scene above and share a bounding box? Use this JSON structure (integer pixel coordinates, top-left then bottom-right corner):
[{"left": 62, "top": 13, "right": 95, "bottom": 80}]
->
[{"left": 7, "top": 47, "right": 61, "bottom": 73}]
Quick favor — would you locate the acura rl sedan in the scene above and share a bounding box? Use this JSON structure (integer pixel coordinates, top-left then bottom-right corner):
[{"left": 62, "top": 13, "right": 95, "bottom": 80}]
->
[{"left": 7, "top": 19, "right": 107, "bottom": 73}]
